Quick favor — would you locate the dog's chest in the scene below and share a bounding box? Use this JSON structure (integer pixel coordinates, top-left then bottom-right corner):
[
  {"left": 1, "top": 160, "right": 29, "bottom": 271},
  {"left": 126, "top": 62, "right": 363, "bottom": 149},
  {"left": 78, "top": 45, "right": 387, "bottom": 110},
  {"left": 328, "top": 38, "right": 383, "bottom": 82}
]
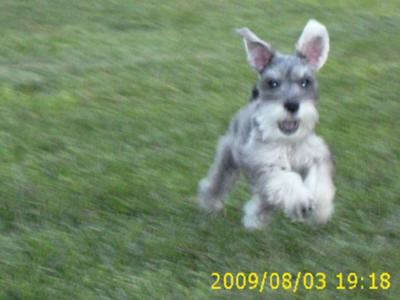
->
[{"left": 243, "top": 138, "right": 316, "bottom": 172}]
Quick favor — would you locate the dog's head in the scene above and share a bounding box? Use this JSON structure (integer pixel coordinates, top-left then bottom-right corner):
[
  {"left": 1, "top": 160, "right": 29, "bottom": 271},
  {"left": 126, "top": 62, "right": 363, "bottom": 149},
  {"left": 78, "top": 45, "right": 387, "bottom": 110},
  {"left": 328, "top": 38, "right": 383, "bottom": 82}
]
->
[{"left": 237, "top": 20, "right": 329, "bottom": 143}]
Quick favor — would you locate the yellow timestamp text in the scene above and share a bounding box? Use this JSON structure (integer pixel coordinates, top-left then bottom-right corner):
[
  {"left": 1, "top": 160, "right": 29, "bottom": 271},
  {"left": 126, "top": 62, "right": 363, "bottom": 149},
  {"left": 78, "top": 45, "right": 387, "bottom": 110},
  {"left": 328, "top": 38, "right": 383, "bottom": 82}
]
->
[{"left": 210, "top": 272, "right": 392, "bottom": 293}]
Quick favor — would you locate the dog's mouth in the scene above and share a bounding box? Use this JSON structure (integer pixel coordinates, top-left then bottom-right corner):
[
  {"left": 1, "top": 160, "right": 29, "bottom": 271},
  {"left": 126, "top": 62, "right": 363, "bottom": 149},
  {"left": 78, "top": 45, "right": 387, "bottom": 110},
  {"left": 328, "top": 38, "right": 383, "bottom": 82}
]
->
[{"left": 278, "top": 119, "right": 299, "bottom": 135}]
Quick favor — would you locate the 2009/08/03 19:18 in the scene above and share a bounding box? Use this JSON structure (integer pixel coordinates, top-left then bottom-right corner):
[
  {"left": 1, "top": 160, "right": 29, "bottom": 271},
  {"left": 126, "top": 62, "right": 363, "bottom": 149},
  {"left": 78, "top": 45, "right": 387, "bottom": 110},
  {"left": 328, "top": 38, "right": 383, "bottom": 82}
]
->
[{"left": 210, "top": 272, "right": 392, "bottom": 292}]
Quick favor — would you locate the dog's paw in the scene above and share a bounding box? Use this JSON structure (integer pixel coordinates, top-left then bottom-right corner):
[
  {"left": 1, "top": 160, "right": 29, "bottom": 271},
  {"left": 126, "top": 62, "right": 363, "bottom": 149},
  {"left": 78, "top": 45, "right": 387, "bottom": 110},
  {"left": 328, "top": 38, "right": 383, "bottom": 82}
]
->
[
  {"left": 242, "top": 213, "right": 264, "bottom": 230},
  {"left": 242, "top": 196, "right": 273, "bottom": 230},
  {"left": 298, "top": 197, "right": 315, "bottom": 220},
  {"left": 283, "top": 190, "right": 315, "bottom": 222},
  {"left": 197, "top": 179, "right": 224, "bottom": 213},
  {"left": 306, "top": 202, "right": 334, "bottom": 226},
  {"left": 198, "top": 196, "right": 224, "bottom": 213}
]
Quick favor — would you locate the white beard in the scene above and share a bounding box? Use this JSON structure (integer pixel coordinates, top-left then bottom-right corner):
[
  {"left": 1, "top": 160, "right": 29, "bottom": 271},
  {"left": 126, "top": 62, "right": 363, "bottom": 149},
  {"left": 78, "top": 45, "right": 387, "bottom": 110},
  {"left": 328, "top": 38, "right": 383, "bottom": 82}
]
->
[{"left": 253, "top": 100, "right": 319, "bottom": 143}]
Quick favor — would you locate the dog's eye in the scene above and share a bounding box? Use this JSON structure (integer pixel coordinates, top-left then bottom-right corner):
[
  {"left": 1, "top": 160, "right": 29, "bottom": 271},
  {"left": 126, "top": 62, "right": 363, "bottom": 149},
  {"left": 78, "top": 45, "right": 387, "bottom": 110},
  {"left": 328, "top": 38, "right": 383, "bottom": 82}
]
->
[
  {"left": 267, "top": 80, "right": 280, "bottom": 89},
  {"left": 300, "top": 78, "right": 311, "bottom": 88}
]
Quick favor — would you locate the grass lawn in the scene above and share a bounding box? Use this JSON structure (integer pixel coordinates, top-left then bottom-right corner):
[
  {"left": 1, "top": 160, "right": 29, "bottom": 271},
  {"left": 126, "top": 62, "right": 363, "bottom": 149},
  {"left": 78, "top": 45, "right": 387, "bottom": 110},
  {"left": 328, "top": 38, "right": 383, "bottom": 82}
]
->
[{"left": 0, "top": 1, "right": 399, "bottom": 299}]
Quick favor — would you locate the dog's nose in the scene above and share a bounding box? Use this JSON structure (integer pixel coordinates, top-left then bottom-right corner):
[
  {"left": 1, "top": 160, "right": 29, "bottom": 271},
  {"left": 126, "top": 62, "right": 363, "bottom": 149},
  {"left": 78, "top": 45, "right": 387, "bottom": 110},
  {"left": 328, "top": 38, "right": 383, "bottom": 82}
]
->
[{"left": 284, "top": 101, "right": 299, "bottom": 113}]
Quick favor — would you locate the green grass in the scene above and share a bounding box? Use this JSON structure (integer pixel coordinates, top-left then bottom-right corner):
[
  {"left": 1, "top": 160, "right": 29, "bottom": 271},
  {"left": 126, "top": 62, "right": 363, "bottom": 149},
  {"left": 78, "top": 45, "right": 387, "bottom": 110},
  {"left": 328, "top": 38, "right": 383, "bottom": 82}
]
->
[{"left": 0, "top": 1, "right": 399, "bottom": 299}]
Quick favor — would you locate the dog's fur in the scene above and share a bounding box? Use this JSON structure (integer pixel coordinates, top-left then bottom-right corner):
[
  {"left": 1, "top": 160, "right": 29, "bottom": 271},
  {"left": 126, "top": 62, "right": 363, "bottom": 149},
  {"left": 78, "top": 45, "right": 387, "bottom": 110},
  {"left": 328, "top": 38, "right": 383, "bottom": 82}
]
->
[{"left": 198, "top": 20, "right": 335, "bottom": 229}]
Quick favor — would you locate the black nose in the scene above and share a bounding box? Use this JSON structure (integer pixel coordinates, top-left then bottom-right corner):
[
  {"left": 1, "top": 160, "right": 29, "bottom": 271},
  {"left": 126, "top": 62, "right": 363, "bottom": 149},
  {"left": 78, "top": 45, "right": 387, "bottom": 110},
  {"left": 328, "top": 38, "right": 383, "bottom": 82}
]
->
[{"left": 284, "top": 101, "right": 299, "bottom": 113}]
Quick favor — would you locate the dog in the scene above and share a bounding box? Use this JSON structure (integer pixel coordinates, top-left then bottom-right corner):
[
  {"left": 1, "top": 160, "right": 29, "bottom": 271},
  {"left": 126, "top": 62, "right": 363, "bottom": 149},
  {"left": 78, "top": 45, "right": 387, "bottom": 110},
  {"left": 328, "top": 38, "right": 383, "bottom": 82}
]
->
[{"left": 198, "top": 20, "right": 335, "bottom": 229}]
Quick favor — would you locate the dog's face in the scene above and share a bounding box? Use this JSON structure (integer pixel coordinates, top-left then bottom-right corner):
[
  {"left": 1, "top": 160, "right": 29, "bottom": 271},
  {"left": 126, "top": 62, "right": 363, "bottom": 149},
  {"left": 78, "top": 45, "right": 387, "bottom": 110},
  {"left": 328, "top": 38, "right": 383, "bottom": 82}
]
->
[{"left": 237, "top": 20, "right": 329, "bottom": 142}]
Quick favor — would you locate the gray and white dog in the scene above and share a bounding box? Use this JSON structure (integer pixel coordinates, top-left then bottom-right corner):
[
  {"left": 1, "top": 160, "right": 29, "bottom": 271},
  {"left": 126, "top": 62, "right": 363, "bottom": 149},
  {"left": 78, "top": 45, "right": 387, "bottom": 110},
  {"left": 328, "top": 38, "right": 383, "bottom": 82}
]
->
[{"left": 198, "top": 20, "right": 335, "bottom": 229}]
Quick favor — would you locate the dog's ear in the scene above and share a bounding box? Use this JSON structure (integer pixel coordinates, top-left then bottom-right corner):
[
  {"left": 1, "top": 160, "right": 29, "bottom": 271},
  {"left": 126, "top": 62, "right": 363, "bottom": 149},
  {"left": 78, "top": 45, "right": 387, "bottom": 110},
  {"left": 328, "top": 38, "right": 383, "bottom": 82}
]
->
[
  {"left": 296, "top": 19, "right": 329, "bottom": 71},
  {"left": 236, "top": 28, "right": 274, "bottom": 73}
]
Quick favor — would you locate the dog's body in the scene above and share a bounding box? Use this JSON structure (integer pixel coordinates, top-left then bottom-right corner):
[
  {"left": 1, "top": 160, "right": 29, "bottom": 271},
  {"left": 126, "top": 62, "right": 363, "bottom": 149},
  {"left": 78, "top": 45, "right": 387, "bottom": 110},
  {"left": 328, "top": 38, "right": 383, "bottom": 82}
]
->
[{"left": 198, "top": 20, "right": 335, "bottom": 229}]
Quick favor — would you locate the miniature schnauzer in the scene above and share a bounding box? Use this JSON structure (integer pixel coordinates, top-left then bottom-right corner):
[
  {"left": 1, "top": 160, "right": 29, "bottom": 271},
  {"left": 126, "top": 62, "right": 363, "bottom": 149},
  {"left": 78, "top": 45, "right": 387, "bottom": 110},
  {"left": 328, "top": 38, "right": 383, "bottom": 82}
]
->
[{"left": 198, "top": 20, "right": 335, "bottom": 229}]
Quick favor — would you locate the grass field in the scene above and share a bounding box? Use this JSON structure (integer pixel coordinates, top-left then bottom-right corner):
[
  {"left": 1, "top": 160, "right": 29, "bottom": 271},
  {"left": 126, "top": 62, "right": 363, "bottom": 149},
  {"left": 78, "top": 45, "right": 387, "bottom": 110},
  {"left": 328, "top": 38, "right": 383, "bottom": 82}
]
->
[{"left": 0, "top": 1, "right": 399, "bottom": 299}]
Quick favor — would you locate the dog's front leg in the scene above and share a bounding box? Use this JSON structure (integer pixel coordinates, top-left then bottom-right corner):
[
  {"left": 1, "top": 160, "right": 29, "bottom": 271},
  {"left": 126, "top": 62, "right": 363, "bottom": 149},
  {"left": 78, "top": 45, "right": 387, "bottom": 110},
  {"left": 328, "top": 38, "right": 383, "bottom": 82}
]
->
[
  {"left": 255, "top": 167, "right": 314, "bottom": 222},
  {"left": 304, "top": 159, "right": 335, "bottom": 224},
  {"left": 198, "top": 135, "right": 239, "bottom": 212}
]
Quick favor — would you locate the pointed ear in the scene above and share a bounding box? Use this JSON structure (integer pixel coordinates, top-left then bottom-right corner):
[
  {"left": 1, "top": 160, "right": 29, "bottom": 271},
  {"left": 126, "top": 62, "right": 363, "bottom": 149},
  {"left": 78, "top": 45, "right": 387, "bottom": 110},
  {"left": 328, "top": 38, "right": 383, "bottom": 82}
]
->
[
  {"left": 296, "top": 19, "right": 329, "bottom": 71},
  {"left": 236, "top": 27, "right": 274, "bottom": 73}
]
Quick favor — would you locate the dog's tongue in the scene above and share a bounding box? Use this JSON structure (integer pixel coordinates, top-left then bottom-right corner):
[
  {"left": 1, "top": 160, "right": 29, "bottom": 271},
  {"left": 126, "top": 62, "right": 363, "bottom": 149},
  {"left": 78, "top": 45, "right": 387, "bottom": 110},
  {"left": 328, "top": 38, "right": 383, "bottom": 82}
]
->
[{"left": 283, "top": 120, "right": 297, "bottom": 130}]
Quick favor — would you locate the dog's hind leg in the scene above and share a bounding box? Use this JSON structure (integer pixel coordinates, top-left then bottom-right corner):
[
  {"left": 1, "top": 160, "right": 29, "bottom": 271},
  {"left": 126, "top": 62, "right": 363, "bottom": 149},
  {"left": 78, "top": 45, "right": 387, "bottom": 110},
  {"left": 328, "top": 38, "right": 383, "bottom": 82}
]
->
[
  {"left": 198, "top": 135, "right": 239, "bottom": 212},
  {"left": 242, "top": 194, "right": 275, "bottom": 229}
]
